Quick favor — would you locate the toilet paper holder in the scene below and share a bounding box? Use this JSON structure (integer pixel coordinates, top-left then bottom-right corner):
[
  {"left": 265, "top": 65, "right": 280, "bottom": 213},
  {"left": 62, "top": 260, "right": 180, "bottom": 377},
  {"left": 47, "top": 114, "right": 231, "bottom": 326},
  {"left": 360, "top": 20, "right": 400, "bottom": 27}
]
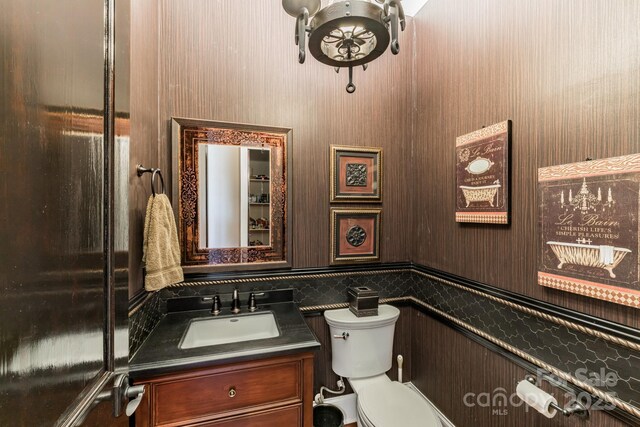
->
[{"left": 524, "top": 375, "right": 589, "bottom": 419}]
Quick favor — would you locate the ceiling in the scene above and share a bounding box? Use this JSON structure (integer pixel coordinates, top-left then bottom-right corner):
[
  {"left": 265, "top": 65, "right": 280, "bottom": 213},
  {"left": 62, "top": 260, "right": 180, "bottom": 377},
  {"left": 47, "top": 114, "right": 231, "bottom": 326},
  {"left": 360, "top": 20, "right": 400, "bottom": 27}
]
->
[{"left": 401, "top": 0, "right": 429, "bottom": 16}]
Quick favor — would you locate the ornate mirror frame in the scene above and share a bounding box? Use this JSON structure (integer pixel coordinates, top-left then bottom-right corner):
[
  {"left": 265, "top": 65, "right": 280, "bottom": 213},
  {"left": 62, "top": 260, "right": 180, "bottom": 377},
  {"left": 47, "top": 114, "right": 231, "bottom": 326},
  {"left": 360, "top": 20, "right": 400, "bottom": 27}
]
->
[{"left": 171, "top": 117, "right": 292, "bottom": 272}]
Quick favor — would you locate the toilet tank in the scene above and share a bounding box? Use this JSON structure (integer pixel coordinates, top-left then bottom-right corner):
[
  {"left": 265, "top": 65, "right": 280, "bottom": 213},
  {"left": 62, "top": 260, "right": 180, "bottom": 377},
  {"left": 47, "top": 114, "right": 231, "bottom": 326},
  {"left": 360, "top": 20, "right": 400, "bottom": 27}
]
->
[{"left": 324, "top": 305, "right": 400, "bottom": 378}]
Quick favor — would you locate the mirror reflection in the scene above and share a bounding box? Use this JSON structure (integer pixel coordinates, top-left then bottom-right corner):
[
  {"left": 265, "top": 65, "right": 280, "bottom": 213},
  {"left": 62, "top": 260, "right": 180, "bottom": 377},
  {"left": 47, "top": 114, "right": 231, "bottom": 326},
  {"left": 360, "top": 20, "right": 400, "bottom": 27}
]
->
[{"left": 197, "top": 145, "right": 271, "bottom": 248}]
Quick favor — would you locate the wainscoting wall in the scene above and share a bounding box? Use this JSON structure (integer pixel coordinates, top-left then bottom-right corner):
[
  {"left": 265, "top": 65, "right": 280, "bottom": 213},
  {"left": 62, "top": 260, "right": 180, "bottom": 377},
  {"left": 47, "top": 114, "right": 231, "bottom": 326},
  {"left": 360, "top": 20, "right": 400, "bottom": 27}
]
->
[
  {"left": 407, "top": 3, "right": 640, "bottom": 423},
  {"left": 412, "top": 311, "right": 632, "bottom": 427},
  {"left": 129, "top": 266, "right": 640, "bottom": 425}
]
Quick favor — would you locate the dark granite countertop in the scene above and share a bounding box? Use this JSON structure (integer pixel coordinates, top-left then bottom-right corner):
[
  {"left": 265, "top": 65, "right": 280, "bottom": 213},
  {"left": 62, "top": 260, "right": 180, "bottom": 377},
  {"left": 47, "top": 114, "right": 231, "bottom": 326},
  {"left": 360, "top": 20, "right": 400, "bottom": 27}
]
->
[{"left": 129, "top": 301, "right": 320, "bottom": 379}]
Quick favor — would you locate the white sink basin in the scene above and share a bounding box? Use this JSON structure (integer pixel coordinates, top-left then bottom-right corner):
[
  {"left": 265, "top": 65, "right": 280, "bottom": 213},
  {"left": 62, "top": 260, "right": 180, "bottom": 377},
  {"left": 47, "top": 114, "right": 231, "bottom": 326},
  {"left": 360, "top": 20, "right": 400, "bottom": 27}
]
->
[{"left": 179, "top": 312, "right": 280, "bottom": 349}]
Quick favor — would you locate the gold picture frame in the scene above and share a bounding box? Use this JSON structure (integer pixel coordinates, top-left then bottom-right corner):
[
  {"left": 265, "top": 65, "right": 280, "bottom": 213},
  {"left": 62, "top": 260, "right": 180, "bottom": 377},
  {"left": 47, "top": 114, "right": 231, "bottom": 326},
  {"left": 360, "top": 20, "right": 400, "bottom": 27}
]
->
[
  {"left": 330, "top": 208, "right": 382, "bottom": 264},
  {"left": 330, "top": 146, "right": 382, "bottom": 203}
]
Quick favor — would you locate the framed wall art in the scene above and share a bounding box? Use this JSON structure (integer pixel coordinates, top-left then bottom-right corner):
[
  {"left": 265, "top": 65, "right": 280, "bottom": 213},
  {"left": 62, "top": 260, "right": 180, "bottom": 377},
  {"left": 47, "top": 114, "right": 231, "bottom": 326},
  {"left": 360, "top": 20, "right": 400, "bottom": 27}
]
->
[
  {"left": 330, "top": 146, "right": 382, "bottom": 203},
  {"left": 330, "top": 208, "right": 381, "bottom": 264},
  {"left": 538, "top": 153, "right": 640, "bottom": 308},
  {"left": 455, "top": 120, "right": 511, "bottom": 224}
]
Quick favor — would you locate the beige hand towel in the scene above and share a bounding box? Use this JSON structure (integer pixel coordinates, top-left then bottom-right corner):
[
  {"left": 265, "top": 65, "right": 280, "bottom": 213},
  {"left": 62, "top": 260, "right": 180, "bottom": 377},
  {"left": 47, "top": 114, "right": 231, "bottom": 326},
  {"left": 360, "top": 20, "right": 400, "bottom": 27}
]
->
[{"left": 142, "top": 194, "right": 184, "bottom": 291}]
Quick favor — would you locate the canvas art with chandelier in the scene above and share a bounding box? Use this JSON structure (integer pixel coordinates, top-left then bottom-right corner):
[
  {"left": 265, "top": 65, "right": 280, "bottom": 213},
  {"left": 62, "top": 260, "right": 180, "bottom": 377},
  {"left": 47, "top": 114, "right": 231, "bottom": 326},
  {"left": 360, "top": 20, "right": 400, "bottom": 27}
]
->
[{"left": 538, "top": 153, "right": 640, "bottom": 309}]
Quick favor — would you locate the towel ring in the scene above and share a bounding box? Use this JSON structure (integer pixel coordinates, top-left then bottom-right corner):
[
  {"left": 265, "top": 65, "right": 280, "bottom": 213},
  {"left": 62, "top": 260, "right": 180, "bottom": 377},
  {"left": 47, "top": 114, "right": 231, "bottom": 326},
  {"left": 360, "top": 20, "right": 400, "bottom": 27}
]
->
[
  {"left": 151, "top": 169, "right": 165, "bottom": 196},
  {"left": 136, "top": 164, "right": 165, "bottom": 196}
]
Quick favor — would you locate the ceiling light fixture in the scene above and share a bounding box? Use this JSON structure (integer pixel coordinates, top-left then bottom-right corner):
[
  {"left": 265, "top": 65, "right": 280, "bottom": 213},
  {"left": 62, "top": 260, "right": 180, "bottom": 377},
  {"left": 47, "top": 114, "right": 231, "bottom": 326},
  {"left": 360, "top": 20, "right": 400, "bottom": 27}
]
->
[{"left": 282, "top": 0, "right": 405, "bottom": 93}]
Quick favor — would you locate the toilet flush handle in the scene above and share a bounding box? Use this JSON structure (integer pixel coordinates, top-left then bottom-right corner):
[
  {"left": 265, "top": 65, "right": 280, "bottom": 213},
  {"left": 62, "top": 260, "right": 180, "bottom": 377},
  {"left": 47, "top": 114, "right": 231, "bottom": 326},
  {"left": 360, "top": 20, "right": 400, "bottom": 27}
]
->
[{"left": 333, "top": 332, "right": 349, "bottom": 340}]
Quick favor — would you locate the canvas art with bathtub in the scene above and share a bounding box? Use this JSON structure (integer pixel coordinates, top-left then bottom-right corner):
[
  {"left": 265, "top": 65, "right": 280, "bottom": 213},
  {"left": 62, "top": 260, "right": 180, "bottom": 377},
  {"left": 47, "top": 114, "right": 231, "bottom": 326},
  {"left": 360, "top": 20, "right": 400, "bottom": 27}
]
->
[
  {"left": 538, "top": 153, "right": 640, "bottom": 308},
  {"left": 455, "top": 120, "right": 511, "bottom": 224}
]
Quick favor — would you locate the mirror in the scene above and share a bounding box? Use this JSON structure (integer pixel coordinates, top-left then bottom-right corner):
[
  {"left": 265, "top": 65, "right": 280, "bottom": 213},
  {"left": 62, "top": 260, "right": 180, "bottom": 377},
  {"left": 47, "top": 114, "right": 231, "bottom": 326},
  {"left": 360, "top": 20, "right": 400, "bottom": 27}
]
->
[
  {"left": 172, "top": 118, "right": 291, "bottom": 271},
  {"left": 197, "top": 145, "right": 272, "bottom": 248}
]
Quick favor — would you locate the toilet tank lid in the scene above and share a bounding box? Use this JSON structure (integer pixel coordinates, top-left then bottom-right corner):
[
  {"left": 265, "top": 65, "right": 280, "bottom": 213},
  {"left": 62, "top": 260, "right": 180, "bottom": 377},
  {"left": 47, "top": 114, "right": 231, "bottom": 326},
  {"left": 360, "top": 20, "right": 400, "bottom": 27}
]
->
[{"left": 324, "top": 304, "right": 400, "bottom": 329}]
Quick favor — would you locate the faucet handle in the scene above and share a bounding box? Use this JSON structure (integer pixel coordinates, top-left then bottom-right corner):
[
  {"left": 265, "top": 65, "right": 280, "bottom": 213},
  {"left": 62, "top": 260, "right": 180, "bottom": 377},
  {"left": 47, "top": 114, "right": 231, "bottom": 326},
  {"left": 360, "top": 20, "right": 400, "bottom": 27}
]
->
[
  {"left": 248, "top": 293, "right": 257, "bottom": 312},
  {"left": 211, "top": 295, "right": 221, "bottom": 316},
  {"left": 231, "top": 289, "right": 241, "bottom": 314}
]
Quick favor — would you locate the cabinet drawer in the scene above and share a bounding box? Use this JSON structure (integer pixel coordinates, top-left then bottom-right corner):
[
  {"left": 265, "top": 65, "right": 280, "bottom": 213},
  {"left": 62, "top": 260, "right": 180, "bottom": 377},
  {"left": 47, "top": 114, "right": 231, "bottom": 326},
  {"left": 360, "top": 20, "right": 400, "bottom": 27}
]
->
[
  {"left": 154, "top": 360, "right": 302, "bottom": 425},
  {"left": 198, "top": 404, "right": 301, "bottom": 427}
]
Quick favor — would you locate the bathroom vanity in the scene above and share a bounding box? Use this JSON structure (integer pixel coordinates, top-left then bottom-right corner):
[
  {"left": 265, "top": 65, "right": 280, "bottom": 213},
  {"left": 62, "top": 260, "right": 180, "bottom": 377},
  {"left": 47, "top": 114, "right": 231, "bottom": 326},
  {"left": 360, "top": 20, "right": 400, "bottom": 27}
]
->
[
  {"left": 129, "top": 290, "right": 319, "bottom": 426},
  {"left": 133, "top": 352, "right": 314, "bottom": 427}
]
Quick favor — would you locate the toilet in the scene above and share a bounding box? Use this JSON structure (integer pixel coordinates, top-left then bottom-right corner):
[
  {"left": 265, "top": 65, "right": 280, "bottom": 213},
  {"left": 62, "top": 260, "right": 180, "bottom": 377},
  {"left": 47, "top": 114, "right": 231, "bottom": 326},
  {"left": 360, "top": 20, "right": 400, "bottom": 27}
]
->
[{"left": 324, "top": 305, "right": 441, "bottom": 427}]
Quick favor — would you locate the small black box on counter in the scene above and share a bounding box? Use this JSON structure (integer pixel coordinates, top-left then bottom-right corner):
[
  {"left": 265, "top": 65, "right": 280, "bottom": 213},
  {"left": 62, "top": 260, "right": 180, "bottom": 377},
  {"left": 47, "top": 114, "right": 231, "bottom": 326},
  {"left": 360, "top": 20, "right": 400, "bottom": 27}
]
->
[{"left": 348, "top": 286, "right": 379, "bottom": 317}]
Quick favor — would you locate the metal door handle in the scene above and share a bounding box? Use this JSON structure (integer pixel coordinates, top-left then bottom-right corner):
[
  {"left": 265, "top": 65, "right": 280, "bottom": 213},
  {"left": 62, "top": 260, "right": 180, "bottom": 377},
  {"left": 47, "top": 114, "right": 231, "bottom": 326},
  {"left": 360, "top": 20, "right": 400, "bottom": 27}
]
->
[
  {"left": 92, "top": 374, "right": 145, "bottom": 419},
  {"left": 125, "top": 391, "right": 144, "bottom": 416}
]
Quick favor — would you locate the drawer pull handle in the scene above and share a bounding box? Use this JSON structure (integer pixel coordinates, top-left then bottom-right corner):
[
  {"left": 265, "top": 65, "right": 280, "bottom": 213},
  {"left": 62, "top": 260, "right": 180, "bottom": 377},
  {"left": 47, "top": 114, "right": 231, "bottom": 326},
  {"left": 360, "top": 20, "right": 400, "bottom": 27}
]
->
[{"left": 228, "top": 387, "right": 236, "bottom": 398}]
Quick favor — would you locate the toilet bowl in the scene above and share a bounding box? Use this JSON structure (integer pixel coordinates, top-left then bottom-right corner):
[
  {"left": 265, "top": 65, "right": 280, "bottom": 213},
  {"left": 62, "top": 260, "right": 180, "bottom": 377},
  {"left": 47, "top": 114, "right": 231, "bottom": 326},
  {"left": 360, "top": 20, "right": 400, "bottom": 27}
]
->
[
  {"left": 324, "top": 305, "right": 441, "bottom": 427},
  {"left": 351, "top": 375, "right": 441, "bottom": 427}
]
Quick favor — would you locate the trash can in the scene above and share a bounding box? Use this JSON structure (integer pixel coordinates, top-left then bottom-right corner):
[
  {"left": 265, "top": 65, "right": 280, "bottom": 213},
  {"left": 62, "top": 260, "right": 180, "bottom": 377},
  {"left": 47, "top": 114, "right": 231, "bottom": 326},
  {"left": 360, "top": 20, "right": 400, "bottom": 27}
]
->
[{"left": 313, "top": 404, "right": 344, "bottom": 427}]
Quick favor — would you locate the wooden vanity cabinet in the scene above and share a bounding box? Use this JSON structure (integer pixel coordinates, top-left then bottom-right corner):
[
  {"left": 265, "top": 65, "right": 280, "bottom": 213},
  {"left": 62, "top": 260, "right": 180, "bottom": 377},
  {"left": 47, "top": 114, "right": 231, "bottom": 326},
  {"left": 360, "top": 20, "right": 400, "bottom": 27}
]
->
[{"left": 134, "top": 352, "right": 314, "bottom": 427}]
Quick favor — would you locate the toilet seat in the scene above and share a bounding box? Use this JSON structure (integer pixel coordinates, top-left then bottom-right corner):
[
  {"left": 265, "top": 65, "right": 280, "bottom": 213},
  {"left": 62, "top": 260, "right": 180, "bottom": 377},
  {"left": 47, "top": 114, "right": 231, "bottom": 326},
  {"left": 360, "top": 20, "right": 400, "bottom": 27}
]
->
[{"left": 357, "top": 382, "right": 441, "bottom": 427}]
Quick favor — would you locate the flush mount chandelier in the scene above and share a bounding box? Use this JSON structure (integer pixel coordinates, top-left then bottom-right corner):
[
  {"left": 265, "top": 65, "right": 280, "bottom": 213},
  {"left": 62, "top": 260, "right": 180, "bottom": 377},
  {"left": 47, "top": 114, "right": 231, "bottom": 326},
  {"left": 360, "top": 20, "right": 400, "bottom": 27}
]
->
[{"left": 282, "top": 0, "right": 405, "bottom": 93}]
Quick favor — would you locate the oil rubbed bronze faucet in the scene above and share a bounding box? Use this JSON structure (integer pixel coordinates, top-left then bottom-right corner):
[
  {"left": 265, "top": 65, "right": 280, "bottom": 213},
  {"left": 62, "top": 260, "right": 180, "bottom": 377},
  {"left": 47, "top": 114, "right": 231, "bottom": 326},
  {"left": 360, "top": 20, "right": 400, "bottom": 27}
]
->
[
  {"left": 210, "top": 295, "right": 221, "bottom": 316},
  {"left": 202, "top": 295, "right": 222, "bottom": 316},
  {"left": 231, "top": 289, "right": 241, "bottom": 314},
  {"left": 248, "top": 293, "right": 257, "bottom": 312}
]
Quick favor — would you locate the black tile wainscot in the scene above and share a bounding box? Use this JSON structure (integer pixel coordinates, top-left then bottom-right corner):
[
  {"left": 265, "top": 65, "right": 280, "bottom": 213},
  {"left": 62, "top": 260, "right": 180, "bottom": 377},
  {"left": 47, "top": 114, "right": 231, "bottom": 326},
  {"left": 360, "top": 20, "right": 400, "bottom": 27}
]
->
[{"left": 128, "top": 263, "right": 640, "bottom": 425}]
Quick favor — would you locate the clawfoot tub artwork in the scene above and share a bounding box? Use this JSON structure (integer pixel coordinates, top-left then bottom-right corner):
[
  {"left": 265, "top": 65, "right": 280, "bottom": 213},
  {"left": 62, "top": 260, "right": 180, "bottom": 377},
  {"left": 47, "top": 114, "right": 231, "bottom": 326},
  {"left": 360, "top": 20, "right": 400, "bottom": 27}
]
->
[
  {"left": 546, "top": 241, "right": 631, "bottom": 278},
  {"left": 455, "top": 120, "right": 510, "bottom": 224},
  {"left": 459, "top": 180, "right": 501, "bottom": 207},
  {"left": 537, "top": 153, "right": 640, "bottom": 309}
]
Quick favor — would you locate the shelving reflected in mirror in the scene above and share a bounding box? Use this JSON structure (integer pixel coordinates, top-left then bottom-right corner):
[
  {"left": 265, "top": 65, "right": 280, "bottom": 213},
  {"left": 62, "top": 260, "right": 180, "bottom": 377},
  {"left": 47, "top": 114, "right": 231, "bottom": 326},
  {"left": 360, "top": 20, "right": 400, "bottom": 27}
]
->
[{"left": 197, "top": 145, "right": 271, "bottom": 249}]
